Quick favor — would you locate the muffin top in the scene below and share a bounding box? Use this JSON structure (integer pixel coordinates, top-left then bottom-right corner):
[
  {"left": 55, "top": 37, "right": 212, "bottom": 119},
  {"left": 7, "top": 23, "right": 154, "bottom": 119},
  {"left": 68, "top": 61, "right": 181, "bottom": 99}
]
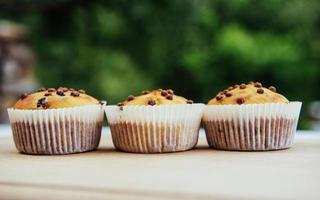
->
[
  {"left": 208, "top": 82, "right": 289, "bottom": 105},
  {"left": 13, "top": 87, "right": 100, "bottom": 109},
  {"left": 118, "top": 89, "right": 193, "bottom": 108}
]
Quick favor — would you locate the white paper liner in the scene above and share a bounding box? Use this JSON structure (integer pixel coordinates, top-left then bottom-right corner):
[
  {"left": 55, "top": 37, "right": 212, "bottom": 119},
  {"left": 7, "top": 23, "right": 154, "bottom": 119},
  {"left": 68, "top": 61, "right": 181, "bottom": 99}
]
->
[
  {"left": 203, "top": 102, "right": 302, "bottom": 151},
  {"left": 105, "top": 104, "right": 205, "bottom": 153},
  {"left": 7, "top": 105, "right": 105, "bottom": 155}
]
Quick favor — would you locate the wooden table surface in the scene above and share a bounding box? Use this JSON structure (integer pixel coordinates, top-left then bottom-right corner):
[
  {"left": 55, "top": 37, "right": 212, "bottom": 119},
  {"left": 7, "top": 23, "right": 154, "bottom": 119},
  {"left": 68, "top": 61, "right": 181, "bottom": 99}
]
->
[{"left": 0, "top": 128, "right": 320, "bottom": 200}]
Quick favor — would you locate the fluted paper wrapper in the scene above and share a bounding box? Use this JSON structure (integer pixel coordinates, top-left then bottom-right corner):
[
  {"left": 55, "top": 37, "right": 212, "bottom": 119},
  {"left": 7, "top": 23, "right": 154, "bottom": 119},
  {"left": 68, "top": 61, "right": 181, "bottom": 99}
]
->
[
  {"left": 105, "top": 104, "right": 204, "bottom": 153},
  {"left": 7, "top": 105, "right": 104, "bottom": 155},
  {"left": 203, "top": 102, "right": 302, "bottom": 151}
]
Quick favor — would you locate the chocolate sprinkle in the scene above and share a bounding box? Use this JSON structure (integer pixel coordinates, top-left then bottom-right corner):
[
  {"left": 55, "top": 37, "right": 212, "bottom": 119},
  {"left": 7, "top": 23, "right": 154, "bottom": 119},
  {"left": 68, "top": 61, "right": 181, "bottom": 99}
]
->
[
  {"left": 166, "top": 95, "right": 173, "bottom": 100},
  {"left": 127, "top": 95, "right": 134, "bottom": 101},
  {"left": 38, "top": 88, "right": 46, "bottom": 92},
  {"left": 236, "top": 98, "right": 245, "bottom": 105},
  {"left": 257, "top": 88, "right": 264, "bottom": 94},
  {"left": 148, "top": 99, "right": 156, "bottom": 106},
  {"left": 20, "top": 93, "right": 28, "bottom": 99},
  {"left": 78, "top": 89, "right": 85, "bottom": 94},
  {"left": 71, "top": 91, "right": 80, "bottom": 97},
  {"left": 240, "top": 84, "right": 246, "bottom": 89},
  {"left": 161, "top": 90, "right": 168, "bottom": 97},
  {"left": 187, "top": 100, "right": 193, "bottom": 104},
  {"left": 56, "top": 89, "right": 65, "bottom": 96},
  {"left": 269, "top": 86, "right": 277, "bottom": 92},
  {"left": 141, "top": 90, "right": 150, "bottom": 95}
]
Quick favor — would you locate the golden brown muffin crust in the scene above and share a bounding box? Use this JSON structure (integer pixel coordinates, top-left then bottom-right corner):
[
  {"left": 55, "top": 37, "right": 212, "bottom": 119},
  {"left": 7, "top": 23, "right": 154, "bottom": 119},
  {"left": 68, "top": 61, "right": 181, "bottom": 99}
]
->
[
  {"left": 118, "top": 89, "right": 193, "bottom": 107},
  {"left": 208, "top": 82, "right": 289, "bottom": 105},
  {"left": 13, "top": 87, "right": 100, "bottom": 109}
]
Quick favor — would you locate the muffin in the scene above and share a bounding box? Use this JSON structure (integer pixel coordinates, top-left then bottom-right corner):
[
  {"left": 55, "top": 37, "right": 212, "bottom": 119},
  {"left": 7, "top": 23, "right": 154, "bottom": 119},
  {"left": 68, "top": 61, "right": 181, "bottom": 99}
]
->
[
  {"left": 105, "top": 89, "right": 204, "bottom": 153},
  {"left": 203, "top": 82, "right": 302, "bottom": 151},
  {"left": 7, "top": 87, "right": 105, "bottom": 155}
]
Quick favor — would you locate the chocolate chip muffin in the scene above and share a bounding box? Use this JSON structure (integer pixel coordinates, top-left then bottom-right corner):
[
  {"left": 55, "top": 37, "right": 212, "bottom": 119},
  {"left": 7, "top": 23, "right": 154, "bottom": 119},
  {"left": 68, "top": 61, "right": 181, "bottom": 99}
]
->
[
  {"left": 7, "top": 87, "right": 105, "bottom": 155},
  {"left": 208, "top": 82, "right": 289, "bottom": 105},
  {"left": 105, "top": 89, "right": 204, "bottom": 153},
  {"left": 117, "top": 89, "right": 194, "bottom": 107},
  {"left": 203, "top": 82, "right": 302, "bottom": 151}
]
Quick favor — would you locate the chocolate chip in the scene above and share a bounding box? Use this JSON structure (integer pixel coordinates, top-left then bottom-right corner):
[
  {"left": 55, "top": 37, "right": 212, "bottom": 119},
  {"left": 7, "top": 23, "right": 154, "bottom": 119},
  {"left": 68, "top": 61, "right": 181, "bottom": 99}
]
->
[
  {"left": 222, "top": 90, "right": 228, "bottom": 94},
  {"left": 78, "top": 89, "right": 85, "bottom": 94},
  {"left": 44, "top": 92, "right": 52, "bottom": 96},
  {"left": 117, "top": 103, "right": 124, "bottom": 111},
  {"left": 56, "top": 89, "right": 65, "bottom": 96},
  {"left": 71, "top": 91, "right": 80, "bottom": 97},
  {"left": 148, "top": 99, "right": 156, "bottom": 106},
  {"left": 20, "top": 93, "right": 28, "bottom": 99},
  {"left": 167, "top": 89, "right": 174, "bottom": 95},
  {"left": 117, "top": 102, "right": 124, "bottom": 107},
  {"left": 226, "top": 92, "right": 232, "bottom": 97},
  {"left": 69, "top": 88, "right": 75, "bottom": 91},
  {"left": 42, "top": 102, "right": 49, "bottom": 109},
  {"left": 257, "top": 88, "right": 264, "bottom": 94},
  {"left": 47, "top": 88, "right": 56, "bottom": 92},
  {"left": 37, "top": 88, "right": 46, "bottom": 92},
  {"left": 240, "top": 84, "right": 246, "bottom": 89},
  {"left": 99, "top": 100, "right": 107, "bottom": 105},
  {"left": 216, "top": 95, "right": 223, "bottom": 101},
  {"left": 161, "top": 90, "right": 168, "bottom": 97},
  {"left": 141, "top": 90, "right": 150, "bottom": 95},
  {"left": 236, "top": 98, "right": 245, "bottom": 105},
  {"left": 187, "top": 100, "right": 193, "bottom": 104},
  {"left": 37, "top": 98, "right": 46, "bottom": 104},
  {"left": 227, "top": 86, "right": 234, "bottom": 91},
  {"left": 57, "top": 87, "right": 68, "bottom": 92},
  {"left": 248, "top": 81, "right": 254, "bottom": 84},
  {"left": 254, "top": 82, "right": 262, "bottom": 88},
  {"left": 37, "top": 98, "right": 49, "bottom": 109},
  {"left": 233, "top": 84, "right": 239, "bottom": 88},
  {"left": 127, "top": 95, "right": 134, "bottom": 101},
  {"left": 269, "top": 86, "right": 277, "bottom": 92},
  {"left": 166, "top": 95, "right": 173, "bottom": 100}
]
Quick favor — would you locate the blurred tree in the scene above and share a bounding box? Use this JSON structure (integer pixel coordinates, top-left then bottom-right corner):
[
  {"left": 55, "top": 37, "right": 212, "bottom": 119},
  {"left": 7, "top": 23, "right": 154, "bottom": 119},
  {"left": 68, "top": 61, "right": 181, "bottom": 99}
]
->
[{"left": 1, "top": 0, "right": 320, "bottom": 128}]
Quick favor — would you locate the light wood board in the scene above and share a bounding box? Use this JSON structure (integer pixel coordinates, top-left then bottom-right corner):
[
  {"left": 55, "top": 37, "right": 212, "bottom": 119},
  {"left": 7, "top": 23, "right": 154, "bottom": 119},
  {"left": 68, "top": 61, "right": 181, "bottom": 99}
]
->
[{"left": 0, "top": 129, "right": 320, "bottom": 200}]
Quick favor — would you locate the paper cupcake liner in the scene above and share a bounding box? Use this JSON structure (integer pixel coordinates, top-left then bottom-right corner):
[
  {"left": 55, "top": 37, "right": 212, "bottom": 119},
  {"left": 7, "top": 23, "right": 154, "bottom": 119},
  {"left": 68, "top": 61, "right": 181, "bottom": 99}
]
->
[
  {"left": 202, "top": 102, "right": 302, "bottom": 151},
  {"left": 7, "top": 105, "right": 105, "bottom": 155},
  {"left": 105, "top": 104, "right": 205, "bottom": 153}
]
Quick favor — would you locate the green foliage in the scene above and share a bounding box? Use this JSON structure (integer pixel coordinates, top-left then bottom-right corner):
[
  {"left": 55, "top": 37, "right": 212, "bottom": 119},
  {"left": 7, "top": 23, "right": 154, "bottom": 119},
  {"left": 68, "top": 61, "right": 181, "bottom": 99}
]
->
[{"left": 1, "top": 0, "right": 320, "bottom": 128}]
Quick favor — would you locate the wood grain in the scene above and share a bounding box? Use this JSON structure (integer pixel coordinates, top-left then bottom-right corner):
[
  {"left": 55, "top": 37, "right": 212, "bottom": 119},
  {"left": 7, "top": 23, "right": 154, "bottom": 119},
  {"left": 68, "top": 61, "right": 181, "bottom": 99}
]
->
[{"left": 0, "top": 129, "right": 319, "bottom": 200}]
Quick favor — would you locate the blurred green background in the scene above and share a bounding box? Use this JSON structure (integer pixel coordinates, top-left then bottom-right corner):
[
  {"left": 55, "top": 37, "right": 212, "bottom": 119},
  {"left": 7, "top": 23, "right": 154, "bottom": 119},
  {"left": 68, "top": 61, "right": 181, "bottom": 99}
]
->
[{"left": 1, "top": 0, "right": 320, "bottom": 128}]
